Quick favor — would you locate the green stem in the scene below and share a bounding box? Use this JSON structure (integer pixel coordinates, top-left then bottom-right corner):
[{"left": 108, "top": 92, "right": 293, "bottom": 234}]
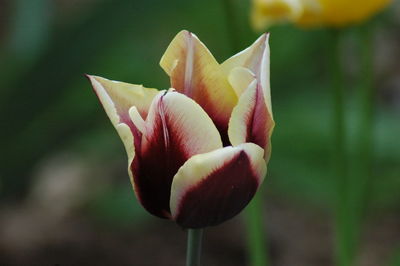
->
[
  {"left": 339, "top": 24, "right": 374, "bottom": 266},
  {"left": 389, "top": 247, "right": 400, "bottom": 266},
  {"left": 222, "top": 0, "right": 241, "bottom": 52},
  {"left": 353, "top": 25, "right": 374, "bottom": 219},
  {"left": 245, "top": 191, "right": 269, "bottom": 266},
  {"left": 221, "top": 0, "right": 270, "bottom": 265},
  {"left": 186, "top": 229, "right": 204, "bottom": 266},
  {"left": 329, "top": 30, "right": 353, "bottom": 266}
]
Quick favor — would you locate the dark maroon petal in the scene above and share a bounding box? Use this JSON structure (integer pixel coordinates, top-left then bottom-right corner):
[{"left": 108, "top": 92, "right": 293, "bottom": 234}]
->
[
  {"left": 247, "top": 83, "right": 274, "bottom": 152},
  {"left": 228, "top": 80, "right": 274, "bottom": 160},
  {"left": 131, "top": 91, "right": 222, "bottom": 218},
  {"left": 170, "top": 144, "right": 266, "bottom": 228}
]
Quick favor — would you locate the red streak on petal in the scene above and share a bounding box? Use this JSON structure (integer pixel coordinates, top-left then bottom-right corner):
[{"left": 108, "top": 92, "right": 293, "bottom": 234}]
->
[
  {"left": 175, "top": 151, "right": 259, "bottom": 228},
  {"left": 169, "top": 41, "right": 232, "bottom": 147},
  {"left": 244, "top": 84, "right": 273, "bottom": 154},
  {"left": 172, "top": 74, "right": 231, "bottom": 146},
  {"left": 158, "top": 98, "right": 170, "bottom": 151},
  {"left": 132, "top": 95, "right": 189, "bottom": 219},
  {"left": 183, "top": 31, "right": 194, "bottom": 97}
]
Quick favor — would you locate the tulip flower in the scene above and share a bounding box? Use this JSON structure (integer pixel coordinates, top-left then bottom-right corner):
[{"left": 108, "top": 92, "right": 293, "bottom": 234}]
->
[
  {"left": 87, "top": 31, "right": 274, "bottom": 229},
  {"left": 251, "top": 0, "right": 392, "bottom": 29}
]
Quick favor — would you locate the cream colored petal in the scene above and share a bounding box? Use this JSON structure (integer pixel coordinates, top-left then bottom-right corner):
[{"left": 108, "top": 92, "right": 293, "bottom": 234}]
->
[
  {"left": 86, "top": 75, "right": 159, "bottom": 202},
  {"left": 228, "top": 79, "right": 258, "bottom": 146},
  {"left": 222, "top": 33, "right": 273, "bottom": 118},
  {"left": 159, "top": 30, "right": 238, "bottom": 136},
  {"left": 115, "top": 123, "right": 135, "bottom": 183},
  {"left": 87, "top": 75, "right": 159, "bottom": 125},
  {"left": 129, "top": 106, "right": 145, "bottom": 134},
  {"left": 142, "top": 90, "right": 223, "bottom": 157},
  {"left": 228, "top": 67, "right": 256, "bottom": 97}
]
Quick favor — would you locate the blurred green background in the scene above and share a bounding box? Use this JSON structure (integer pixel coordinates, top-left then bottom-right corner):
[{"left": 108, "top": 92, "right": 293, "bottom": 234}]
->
[{"left": 0, "top": 0, "right": 399, "bottom": 265}]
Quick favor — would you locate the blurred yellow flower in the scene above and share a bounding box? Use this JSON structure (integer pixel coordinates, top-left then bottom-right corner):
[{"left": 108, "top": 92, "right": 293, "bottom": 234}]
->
[{"left": 251, "top": 0, "right": 392, "bottom": 29}]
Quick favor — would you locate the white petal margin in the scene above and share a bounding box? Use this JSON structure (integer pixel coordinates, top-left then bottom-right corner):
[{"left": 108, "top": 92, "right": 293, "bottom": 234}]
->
[
  {"left": 142, "top": 91, "right": 223, "bottom": 156},
  {"left": 169, "top": 143, "right": 266, "bottom": 220},
  {"left": 115, "top": 123, "right": 136, "bottom": 186},
  {"left": 221, "top": 34, "right": 273, "bottom": 119}
]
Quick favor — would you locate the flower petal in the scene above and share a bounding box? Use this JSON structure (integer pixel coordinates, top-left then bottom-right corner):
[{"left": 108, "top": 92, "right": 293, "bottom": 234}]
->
[
  {"left": 86, "top": 75, "right": 159, "bottom": 125},
  {"left": 159, "top": 30, "right": 238, "bottom": 145},
  {"left": 222, "top": 33, "right": 272, "bottom": 113},
  {"left": 228, "top": 67, "right": 256, "bottom": 97},
  {"left": 87, "top": 75, "right": 159, "bottom": 203},
  {"left": 228, "top": 79, "right": 274, "bottom": 161},
  {"left": 170, "top": 143, "right": 266, "bottom": 228},
  {"left": 133, "top": 91, "right": 223, "bottom": 218},
  {"left": 223, "top": 35, "right": 275, "bottom": 159}
]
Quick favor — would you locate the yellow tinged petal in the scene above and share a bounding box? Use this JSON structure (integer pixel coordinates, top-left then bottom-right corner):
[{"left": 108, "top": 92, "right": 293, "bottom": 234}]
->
[
  {"left": 251, "top": 0, "right": 303, "bottom": 30},
  {"left": 315, "top": 0, "right": 392, "bottom": 27},
  {"left": 129, "top": 106, "right": 145, "bottom": 134},
  {"left": 159, "top": 30, "right": 238, "bottom": 136},
  {"left": 87, "top": 75, "right": 159, "bottom": 198},
  {"left": 253, "top": 0, "right": 393, "bottom": 28},
  {"left": 222, "top": 33, "right": 273, "bottom": 118},
  {"left": 87, "top": 75, "right": 159, "bottom": 125},
  {"left": 228, "top": 67, "right": 256, "bottom": 97},
  {"left": 228, "top": 80, "right": 258, "bottom": 146},
  {"left": 115, "top": 123, "right": 136, "bottom": 185},
  {"left": 294, "top": 0, "right": 323, "bottom": 26}
]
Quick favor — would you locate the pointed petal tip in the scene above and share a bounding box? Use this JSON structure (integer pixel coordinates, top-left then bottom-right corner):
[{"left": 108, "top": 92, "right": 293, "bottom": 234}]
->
[
  {"left": 84, "top": 73, "right": 94, "bottom": 83},
  {"left": 180, "top": 29, "right": 196, "bottom": 37},
  {"left": 178, "top": 29, "right": 189, "bottom": 35},
  {"left": 84, "top": 74, "right": 94, "bottom": 86},
  {"left": 85, "top": 73, "right": 99, "bottom": 80},
  {"left": 256, "top": 32, "right": 270, "bottom": 46},
  {"left": 85, "top": 74, "right": 106, "bottom": 89},
  {"left": 264, "top": 32, "right": 270, "bottom": 42},
  {"left": 173, "top": 29, "right": 196, "bottom": 41}
]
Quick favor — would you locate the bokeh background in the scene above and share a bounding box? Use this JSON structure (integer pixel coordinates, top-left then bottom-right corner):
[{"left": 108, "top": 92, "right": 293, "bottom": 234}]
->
[{"left": 0, "top": 0, "right": 399, "bottom": 265}]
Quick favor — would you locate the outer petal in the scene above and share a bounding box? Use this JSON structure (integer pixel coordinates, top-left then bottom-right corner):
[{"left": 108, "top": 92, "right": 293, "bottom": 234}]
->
[
  {"left": 133, "top": 91, "right": 223, "bottom": 218},
  {"left": 87, "top": 75, "right": 159, "bottom": 125},
  {"left": 159, "top": 30, "right": 238, "bottom": 145},
  {"left": 170, "top": 143, "right": 266, "bottom": 228},
  {"left": 221, "top": 33, "right": 272, "bottom": 114},
  {"left": 86, "top": 75, "right": 159, "bottom": 200},
  {"left": 223, "top": 35, "right": 274, "bottom": 159},
  {"left": 228, "top": 78, "right": 274, "bottom": 162}
]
